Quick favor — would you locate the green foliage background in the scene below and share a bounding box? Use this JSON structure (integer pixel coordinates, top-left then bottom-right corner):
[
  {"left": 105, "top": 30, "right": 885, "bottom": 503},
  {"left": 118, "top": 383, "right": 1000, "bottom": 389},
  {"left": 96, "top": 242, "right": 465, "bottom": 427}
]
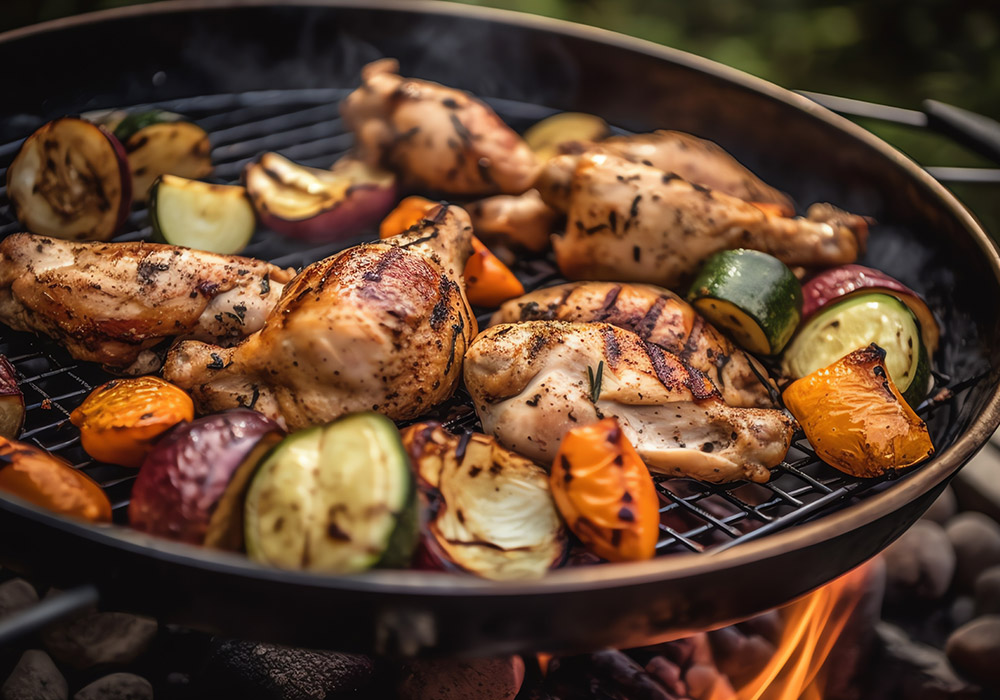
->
[{"left": 2, "top": 0, "right": 998, "bottom": 232}]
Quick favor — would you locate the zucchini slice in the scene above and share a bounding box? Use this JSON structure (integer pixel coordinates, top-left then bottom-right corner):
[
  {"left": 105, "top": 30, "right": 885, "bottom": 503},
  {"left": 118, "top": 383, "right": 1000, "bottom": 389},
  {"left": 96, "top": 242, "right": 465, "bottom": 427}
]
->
[
  {"left": 782, "top": 292, "right": 931, "bottom": 407},
  {"left": 244, "top": 412, "right": 418, "bottom": 573},
  {"left": 687, "top": 249, "right": 803, "bottom": 355},
  {"left": 149, "top": 174, "right": 256, "bottom": 254},
  {"left": 115, "top": 111, "right": 213, "bottom": 199}
]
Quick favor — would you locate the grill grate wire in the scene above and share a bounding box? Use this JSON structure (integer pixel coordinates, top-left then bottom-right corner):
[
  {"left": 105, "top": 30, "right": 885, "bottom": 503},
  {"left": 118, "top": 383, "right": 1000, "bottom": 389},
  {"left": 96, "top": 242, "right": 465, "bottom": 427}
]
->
[{"left": 0, "top": 88, "right": 982, "bottom": 556}]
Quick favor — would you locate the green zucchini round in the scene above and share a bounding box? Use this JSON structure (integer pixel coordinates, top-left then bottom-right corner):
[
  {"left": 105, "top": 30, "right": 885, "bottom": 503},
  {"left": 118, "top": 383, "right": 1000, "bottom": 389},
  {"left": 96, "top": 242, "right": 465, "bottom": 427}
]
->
[
  {"left": 782, "top": 292, "right": 931, "bottom": 407},
  {"left": 244, "top": 412, "right": 418, "bottom": 573},
  {"left": 687, "top": 249, "right": 803, "bottom": 355}
]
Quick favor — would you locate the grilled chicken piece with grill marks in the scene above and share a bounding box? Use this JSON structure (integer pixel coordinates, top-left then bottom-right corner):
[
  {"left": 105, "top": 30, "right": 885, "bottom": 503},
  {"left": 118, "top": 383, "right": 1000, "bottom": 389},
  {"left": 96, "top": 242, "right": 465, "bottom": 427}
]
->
[
  {"left": 536, "top": 130, "right": 794, "bottom": 214},
  {"left": 0, "top": 233, "right": 292, "bottom": 373},
  {"left": 341, "top": 58, "right": 539, "bottom": 196},
  {"left": 465, "top": 321, "right": 795, "bottom": 483},
  {"left": 554, "top": 153, "right": 867, "bottom": 288},
  {"left": 490, "top": 281, "right": 776, "bottom": 409},
  {"left": 163, "top": 205, "right": 477, "bottom": 430}
]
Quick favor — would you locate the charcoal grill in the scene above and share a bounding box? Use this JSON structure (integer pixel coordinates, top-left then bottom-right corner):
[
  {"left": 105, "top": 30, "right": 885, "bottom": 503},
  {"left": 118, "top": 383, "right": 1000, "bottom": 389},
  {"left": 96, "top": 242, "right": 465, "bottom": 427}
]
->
[{"left": 0, "top": 0, "right": 998, "bottom": 656}]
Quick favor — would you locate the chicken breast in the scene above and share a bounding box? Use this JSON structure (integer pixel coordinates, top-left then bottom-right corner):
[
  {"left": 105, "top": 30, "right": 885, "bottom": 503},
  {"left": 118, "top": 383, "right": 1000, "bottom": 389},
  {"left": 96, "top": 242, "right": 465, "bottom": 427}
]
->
[
  {"left": 465, "top": 321, "right": 795, "bottom": 483},
  {"left": 535, "top": 129, "right": 794, "bottom": 214},
  {"left": 341, "top": 58, "right": 539, "bottom": 196},
  {"left": 554, "top": 153, "right": 867, "bottom": 288},
  {"left": 465, "top": 189, "right": 558, "bottom": 253},
  {"left": 163, "top": 205, "right": 477, "bottom": 430},
  {"left": 490, "top": 281, "right": 776, "bottom": 409},
  {"left": 0, "top": 233, "right": 292, "bottom": 373}
]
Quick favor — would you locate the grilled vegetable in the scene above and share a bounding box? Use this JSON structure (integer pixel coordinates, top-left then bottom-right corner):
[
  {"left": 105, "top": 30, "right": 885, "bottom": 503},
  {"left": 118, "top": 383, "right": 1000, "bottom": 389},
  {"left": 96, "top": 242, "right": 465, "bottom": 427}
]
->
[
  {"left": 149, "top": 175, "right": 256, "bottom": 254},
  {"left": 113, "top": 111, "right": 213, "bottom": 199},
  {"left": 782, "top": 292, "right": 930, "bottom": 407},
  {"left": 802, "top": 264, "right": 940, "bottom": 355},
  {"left": 244, "top": 412, "right": 418, "bottom": 573},
  {"left": 129, "top": 410, "right": 282, "bottom": 546},
  {"left": 379, "top": 197, "right": 524, "bottom": 307},
  {"left": 687, "top": 249, "right": 802, "bottom": 355},
  {"left": 0, "top": 356, "right": 24, "bottom": 439},
  {"left": 0, "top": 437, "right": 111, "bottom": 522},
  {"left": 550, "top": 418, "right": 660, "bottom": 562},
  {"left": 401, "top": 422, "right": 567, "bottom": 580},
  {"left": 782, "top": 344, "right": 934, "bottom": 478},
  {"left": 70, "top": 377, "right": 194, "bottom": 468},
  {"left": 245, "top": 152, "right": 397, "bottom": 241},
  {"left": 524, "top": 112, "right": 609, "bottom": 162},
  {"left": 6, "top": 118, "right": 131, "bottom": 241},
  {"left": 465, "top": 237, "right": 525, "bottom": 307},
  {"left": 379, "top": 195, "right": 438, "bottom": 239}
]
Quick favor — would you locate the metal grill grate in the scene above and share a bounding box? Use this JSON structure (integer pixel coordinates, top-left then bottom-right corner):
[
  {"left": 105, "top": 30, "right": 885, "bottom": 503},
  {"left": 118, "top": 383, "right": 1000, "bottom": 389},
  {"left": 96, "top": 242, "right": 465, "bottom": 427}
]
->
[{"left": 0, "top": 89, "right": 984, "bottom": 554}]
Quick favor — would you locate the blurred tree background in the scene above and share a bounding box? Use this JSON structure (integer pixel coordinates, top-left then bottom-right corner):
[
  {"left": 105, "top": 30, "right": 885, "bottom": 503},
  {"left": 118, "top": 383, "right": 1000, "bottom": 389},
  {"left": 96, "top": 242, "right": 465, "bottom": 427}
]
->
[{"left": 2, "top": 0, "right": 997, "bottom": 232}]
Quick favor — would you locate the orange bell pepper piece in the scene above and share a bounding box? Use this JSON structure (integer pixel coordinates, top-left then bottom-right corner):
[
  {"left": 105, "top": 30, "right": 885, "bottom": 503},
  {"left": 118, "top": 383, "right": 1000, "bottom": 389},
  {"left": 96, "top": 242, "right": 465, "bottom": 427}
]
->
[
  {"left": 783, "top": 344, "right": 934, "bottom": 478},
  {"left": 550, "top": 417, "right": 660, "bottom": 562},
  {"left": 379, "top": 196, "right": 439, "bottom": 239},
  {"left": 465, "top": 237, "right": 524, "bottom": 307},
  {"left": 0, "top": 437, "right": 111, "bottom": 523},
  {"left": 70, "top": 376, "right": 194, "bottom": 468}
]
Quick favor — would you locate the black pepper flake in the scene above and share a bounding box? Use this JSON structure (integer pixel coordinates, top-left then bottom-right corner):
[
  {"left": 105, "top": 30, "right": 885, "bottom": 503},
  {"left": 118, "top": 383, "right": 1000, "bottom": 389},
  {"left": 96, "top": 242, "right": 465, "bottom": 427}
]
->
[
  {"left": 260, "top": 274, "right": 270, "bottom": 295},
  {"left": 526, "top": 393, "right": 541, "bottom": 407},
  {"left": 206, "top": 353, "right": 232, "bottom": 370}
]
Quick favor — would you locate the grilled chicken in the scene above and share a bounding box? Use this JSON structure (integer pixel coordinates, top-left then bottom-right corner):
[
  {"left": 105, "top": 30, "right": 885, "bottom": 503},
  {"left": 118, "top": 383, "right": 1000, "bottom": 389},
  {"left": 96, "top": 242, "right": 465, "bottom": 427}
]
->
[
  {"left": 536, "top": 130, "right": 794, "bottom": 214},
  {"left": 554, "top": 153, "right": 868, "bottom": 288},
  {"left": 465, "top": 321, "right": 795, "bottom": 483},
  {"left": 341, "top": 58, "right": 539, "bottom": 196},
  {"left": 465, "top": 189, "right": 558, "bottom": 253},
  {"left": 163, "top": 205, "right": 477, "bottom": 430},
  {"left": 490, "top": 281, "right": 776, "bottom": 409},
  {"left": 0, "top": 233, "right": 292, "bottom": 373}
]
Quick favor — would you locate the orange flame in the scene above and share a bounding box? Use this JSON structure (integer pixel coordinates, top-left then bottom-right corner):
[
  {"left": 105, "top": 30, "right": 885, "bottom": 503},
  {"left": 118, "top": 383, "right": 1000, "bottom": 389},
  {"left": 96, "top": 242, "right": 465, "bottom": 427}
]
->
[{"left": 736, "top": 562, "right": 874, "bottom": 700}]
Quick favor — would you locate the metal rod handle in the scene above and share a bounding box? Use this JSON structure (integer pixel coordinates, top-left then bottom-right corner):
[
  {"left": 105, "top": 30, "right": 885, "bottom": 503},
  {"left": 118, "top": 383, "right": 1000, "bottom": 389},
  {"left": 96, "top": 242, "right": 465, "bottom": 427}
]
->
[{"left": 0, "top": 584, "right": 99, "bottom": 646}]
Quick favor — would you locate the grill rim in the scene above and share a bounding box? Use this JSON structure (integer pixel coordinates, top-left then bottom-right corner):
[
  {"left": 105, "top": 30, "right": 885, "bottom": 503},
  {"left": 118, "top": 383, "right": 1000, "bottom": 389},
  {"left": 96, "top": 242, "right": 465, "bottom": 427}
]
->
[
  {"left": 0, "top": 2, "right": 997, "bottom": 656},
  {"left": 0, "top": 0, "right": 997, "bottom": 596}
]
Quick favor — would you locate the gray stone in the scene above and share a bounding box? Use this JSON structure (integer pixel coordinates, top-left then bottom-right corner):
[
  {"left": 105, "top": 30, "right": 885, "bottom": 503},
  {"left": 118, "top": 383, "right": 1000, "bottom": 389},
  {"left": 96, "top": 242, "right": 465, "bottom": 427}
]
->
[
  {"left": 0, "top": 579, "right": 38, "bottom": 619},
  {"left": 399, "top": 656, "right": 525, "bottom": 700},
  {"left": 946, "top": 615, "right": 1000, "bottom": 691},
  {"left": 0, "top": 650, "right": 67, "bottom": 700},
  {"left": 41, "top": 610, "right": 157, "bottom": 669},
  {"left": 945, "top": 512, "right": 1000, "bottom": 591},
  {"left": 950, "top": 596, "right": 977, "bottom": 628},
  {"left": 922, "top": 486, "right": 958, "bottom": 525},
  {"left": 883, "top": 521, "right": 956, "bottom": 599},
  {"left": 875, "top": 622, "right": 980, "bottom": 700},
  {"left": 975, "top": 565, "right": 1000, "bottom": 615},
  {"left": 645, "top": 656, "right": 686, "bottom": 697},
  {"left": 201, "top": 639, "right": 374, "bottom": 700},
  {"left": 73, "top": 674, "right": 152, "bottom": 700},
  {"left": 953, "top": 445, "right": 1000, "bottom": 523}
]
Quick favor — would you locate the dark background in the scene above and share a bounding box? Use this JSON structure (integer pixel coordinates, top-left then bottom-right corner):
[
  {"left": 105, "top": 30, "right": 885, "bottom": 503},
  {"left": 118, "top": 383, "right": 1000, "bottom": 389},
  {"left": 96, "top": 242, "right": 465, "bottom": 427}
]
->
[{"left": 2, "top": 0, "right": 997, "bottom": 233}]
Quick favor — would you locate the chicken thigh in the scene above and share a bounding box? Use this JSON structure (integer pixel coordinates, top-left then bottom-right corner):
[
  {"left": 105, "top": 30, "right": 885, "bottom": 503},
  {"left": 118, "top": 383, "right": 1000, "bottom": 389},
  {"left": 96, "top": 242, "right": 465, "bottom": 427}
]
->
[
  {"left": 465, "top": 321, "right": 795, "bottom": 483},
  {"left": 163, "top": 205, "right": 477, "bottom": 430},
  {"left": 554, "top": 153, "right": 867, "bottom": 288},
  {"left": 0, "top": 233, "right": 292, "bottom": 372},
  {"left": 535, "top": 130, "right": 794, "bottom": 214},
  {"left": 341, "top": 58, "right": 539, "bottom": 196},
  {"left": 490, "top": 281, "right": 776, "bottom": 408}
]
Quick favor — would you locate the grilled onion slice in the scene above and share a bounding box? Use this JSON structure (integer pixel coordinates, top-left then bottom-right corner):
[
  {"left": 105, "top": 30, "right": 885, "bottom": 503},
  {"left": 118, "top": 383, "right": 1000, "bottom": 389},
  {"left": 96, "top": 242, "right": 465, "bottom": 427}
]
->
[
  {"left": 402, "top": 422, "right": 567, "bottom": 580},
  {"left": 6, "top": 118, "right": 131, "bottom": 241}
]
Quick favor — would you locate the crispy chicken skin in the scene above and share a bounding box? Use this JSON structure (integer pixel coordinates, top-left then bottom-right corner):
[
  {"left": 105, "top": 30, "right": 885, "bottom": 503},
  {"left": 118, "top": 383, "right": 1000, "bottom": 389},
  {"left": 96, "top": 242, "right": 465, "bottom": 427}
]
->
[
  {"left": 163, "top": 205, "right": 477, "bottom": 430},
  {"left": 554, "top": 153, "right": 867, "bottom": 288},
  {"left": 0, "top": 233, "right": 292, "bottom": 372},
  {"left": 465, "top": 189, "right": 558, "bottom": 253},
  {"left": 341, "top": 58, "right": 539, "bottom": 196},
  {"left": 536, "top": 130, "right": 794, "bottom": 214},
  {"left": 490, "top": 281, "right": 776, "bottom": 409},
  {"left": 464, "top": 321, "right": 795, "bottom": 483}
]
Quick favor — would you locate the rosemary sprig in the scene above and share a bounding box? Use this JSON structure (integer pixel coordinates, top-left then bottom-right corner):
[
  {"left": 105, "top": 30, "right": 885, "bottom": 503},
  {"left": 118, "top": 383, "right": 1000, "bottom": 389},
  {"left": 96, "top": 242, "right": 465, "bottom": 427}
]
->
[{"left": 587, "top": 361, "right": 605, "bottom": 404}]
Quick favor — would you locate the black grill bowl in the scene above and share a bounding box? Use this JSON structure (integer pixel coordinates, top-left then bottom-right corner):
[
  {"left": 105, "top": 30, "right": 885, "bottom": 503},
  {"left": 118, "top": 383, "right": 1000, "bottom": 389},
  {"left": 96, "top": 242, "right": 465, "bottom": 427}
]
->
[{"left": 0, "top": 0, "right": 998, "bottom": 656}]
